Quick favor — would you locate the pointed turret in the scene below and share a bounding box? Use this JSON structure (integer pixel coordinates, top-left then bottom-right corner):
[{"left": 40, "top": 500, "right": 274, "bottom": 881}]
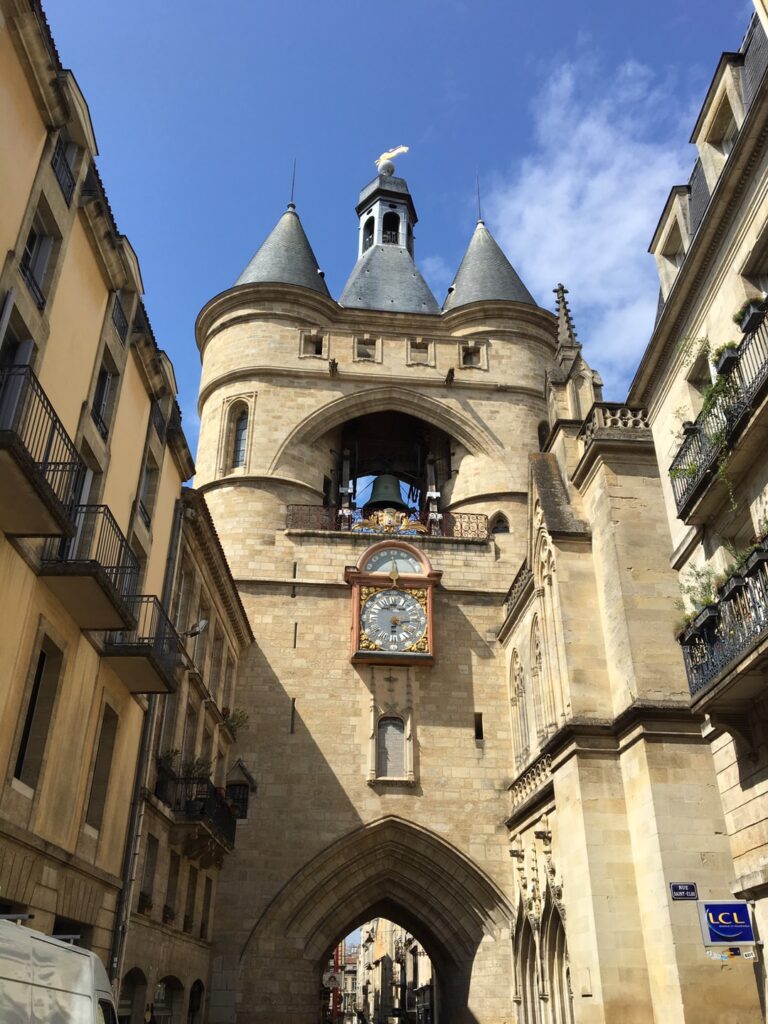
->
[
  {"left": 442, "top": 221, "right": 535, "bottom": 311},
  {"left": 339, "top": 169, "right": 439, "bottom": 314},
  {"left": 235, "top": 204, "right": 330, "bottom": 296}
]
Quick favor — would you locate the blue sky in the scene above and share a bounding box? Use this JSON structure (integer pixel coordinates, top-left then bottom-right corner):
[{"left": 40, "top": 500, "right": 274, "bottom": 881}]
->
[{"left": 46, "top": 1, "right": 751, "bottom": 455}]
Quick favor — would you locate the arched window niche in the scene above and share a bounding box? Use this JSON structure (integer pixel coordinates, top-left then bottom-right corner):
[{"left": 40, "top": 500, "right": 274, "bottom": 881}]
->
[
  {"left": 220, "top": 398, "right": 253, "bottom": 475},
  {"left": 382, "top": 211, "right": 400, "bottom": 245},
  {"left": 363, "top": 216, "right": 374, "bottom": 252},
  {"left": 490, "top": 513, "right": 510, "bottom": 535},
  {"left": 376, "top": 716, "right": 405, "bottom": 778}
]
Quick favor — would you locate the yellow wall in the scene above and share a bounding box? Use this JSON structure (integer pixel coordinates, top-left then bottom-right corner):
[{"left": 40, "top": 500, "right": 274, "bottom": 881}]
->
[
  {"left": 101, "top": 353, "right": 149, "bottom": 534},
  {"left": 144, "top": 448, "right": 182, "bottom": 599},
  {"left": 0, "top": 26, "right": 46, "bottom": 258},
  {"left": 39, "top": 216, "right": 108, "bottom": 437}
]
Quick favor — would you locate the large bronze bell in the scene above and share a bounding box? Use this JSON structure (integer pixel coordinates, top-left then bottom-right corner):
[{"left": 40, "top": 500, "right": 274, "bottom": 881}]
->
[{"left": 365, "top": 473, "right": 408, "bottom": 511}]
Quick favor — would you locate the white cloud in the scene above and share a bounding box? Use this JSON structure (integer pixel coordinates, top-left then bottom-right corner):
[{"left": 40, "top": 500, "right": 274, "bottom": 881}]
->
[
  {"left": 487, "top": 57, "right": 693, "bottom": 396},
  {"left": 421, "top": 254, "right": 453, "bottom": 299}
]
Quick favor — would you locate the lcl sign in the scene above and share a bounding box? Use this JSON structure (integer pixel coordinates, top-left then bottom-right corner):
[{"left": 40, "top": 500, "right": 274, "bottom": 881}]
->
[{"left": 697, "top": 902, "right": 756, "bottom": 946}]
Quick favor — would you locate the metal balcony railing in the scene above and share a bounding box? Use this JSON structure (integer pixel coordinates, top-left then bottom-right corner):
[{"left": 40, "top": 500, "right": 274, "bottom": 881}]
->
[
  {"left": 679, "top": 557, "right": 768, "bottom": 698},
  {"left": 285, "top": 505, "right": 489, "bottom": 540},
  {"left": 105, "top": 594, "right": 185, "bottom": 668},
  {"left": 19, "top": 256, "right": 46, "bottom": 310},
  {"left": 51, "top": 138, "right": 75, "bottom": 205},
  {"left": 111, "top": 294, "right": 129, "bottom": 343},
  {"left": 41, "top": 504, "right": 138, "bottom": 598},
  {"left": 669, "top": 318, "right": 768, "bottom": 516},
  {"left": 156, "top": 773, "right": 236, "bottom": 849},
  {"left": 0, "top": 365, "right": 83, "bottom": 514}
]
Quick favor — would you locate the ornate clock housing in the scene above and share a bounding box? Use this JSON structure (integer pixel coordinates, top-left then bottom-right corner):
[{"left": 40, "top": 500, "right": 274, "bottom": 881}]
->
[{"left": 345, "top": 541, "right": 440, "bottom": 665}]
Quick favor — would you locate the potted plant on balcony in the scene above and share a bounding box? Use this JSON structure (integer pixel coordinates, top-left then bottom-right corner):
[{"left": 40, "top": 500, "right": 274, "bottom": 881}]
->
[
  {"left": 681, "top": 420, "right": 700, "bottom": 437},
  {"left": 712, "top": 341, "right": 740, "bottom": 376},
  {"left": 138, "top": 891, "right": 153, "bottom": 915},
  {"left": 716, "top": 571, "right": 747, "bottom": 602},
  {"left": 226, "top": 707, "right": 250, "bottom": 739},
  {"left": 181, "top": 756, "right": 213, "bottom": 780},
  {"left": 733, "top": 297, "right": 767, "bottom": 334},
  {"left": 675, "top": 563, "right": 719, "bottom": 645}
]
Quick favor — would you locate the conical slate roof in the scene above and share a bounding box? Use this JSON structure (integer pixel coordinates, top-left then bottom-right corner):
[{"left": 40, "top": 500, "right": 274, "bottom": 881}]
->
[
  {"left": 339, "top": 244, "right": 439, "bottom": 314},
  {"left": 235, "top": 204, "right": 330, "bottom": 296},
  {"left": 442, "top": 221, "right": 535, "bottom": 310}
]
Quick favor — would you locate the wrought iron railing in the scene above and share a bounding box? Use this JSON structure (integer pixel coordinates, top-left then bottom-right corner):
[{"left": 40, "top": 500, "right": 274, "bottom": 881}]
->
[
  {"left": 150, "top": 400, "right": 166, "bottom": 442},
  {"left": 382, "top": 231, "right": 399, "bottom": 244},
  {"left": 104, "top": 595, "right": 185, "bottom": 673},
  {"left": 669, "top": 319, "right": 768, "bottom": 515},
  {"left": 285, "top": 504, "right": 489, "bottom": 540},
  {"left": 90, "top": 404, "right": 109, "bottom": 440},
  {"left": 155, "top": 774, "right": 236, "bottom": 848},
  {"left": 41, "top": 504, "right": 138, "bottom": 597},
  {"left": 503, "top": 562, "right": 533, "bottom": 618},
  {"left": 679, "top": 558, "right": 768, "bottom": 698},
  {"left": 51, "top": 138, "right": 75, "bottom": 205},
  {"left": 19, "top": 255, "right": 46, "bottom": 310},
  {"left": 111, "top": 294, "right": 129, "bottom": 343},
  {"left": 0, "top": 365, "right": 83, "bottom": 514}
]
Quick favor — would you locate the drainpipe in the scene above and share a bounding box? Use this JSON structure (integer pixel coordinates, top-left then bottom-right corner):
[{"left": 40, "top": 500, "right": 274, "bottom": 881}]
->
[{"left": 109, "top": 496, "right": 186, "bottom": 988}]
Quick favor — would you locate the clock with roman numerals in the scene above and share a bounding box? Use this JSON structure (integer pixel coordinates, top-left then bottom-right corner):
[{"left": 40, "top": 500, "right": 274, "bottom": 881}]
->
[{"left": 345, "top": 541, "right": 439, "bottom": 665}]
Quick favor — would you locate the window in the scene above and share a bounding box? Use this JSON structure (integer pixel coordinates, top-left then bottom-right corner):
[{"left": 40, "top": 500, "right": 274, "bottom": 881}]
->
[
  {"left": 710, "top": 97, "right": 738, "bottom": 158},
  {"left": 137, "top": 455, "right": 159, "bottom": 527},
  {"left": 165, "top": 851, "right": 180, "bottom": 922},
  {"left": 232, "top": 408, "right": 248, "bottom": 469},
  {"left": 301, "top": 334, "right": 324, "bottom": 357},
  {"left": 182, "top": 702, "right": 198, "bottom": 767},
  {"left": 537, "top": 422, "right": 550, "bottom": 451},
  {"left": 461, "top": 345, "right": 481, "bottom": 368},
  {"left": 200, "top": 877, "right": 213, "bottom": 940},
  {"left": 408, "top": 340, "right": 430, "bottom": 365},
  {"left": 226, "top": 782, "right": 250, "bottom": 820},
  {"left": 376, "top": 717, "right": 405, "bottom": 778},
  {"left": 490, "top": 514, "right": 510, "bottom": 535},
  {"left": 171, "top": 564, "right": 192, "bottom": 633},
  {"left": 184, "top": 866, "right": 198, "bottom": 933},
  {"left": 363, "top": 216, "right": 374, "bottom": 252},
  {"left": 194, "top": 602, "right": 210, "bottom": 673},
  {"left": 51, "top": 134, "right": 77, "bottom": 205},
  {"left": 20, "top": 216, "right": 56, "bottom": 310},
  {"left": 140, "top": 834, "right": 159, "bottom": 909},
  {"left": 355, "top": 338, "right": 377, "bottom": 361},
  {"left": 15, "top": 637, "right": 63, "bottom": 789},
  {"left": 382, "top": 212, "right": 400, "bottom": 245},
  {"left": 209, "top": 628, "right": 224, "bottom": 700},
  {"left": 85, "top": 705, "right": 118, "bottom": 830},
  {"left": 91, "top": 364, "right": 113, "bottom": 440},
  {"left": 474, "top": 712, "right": 484, "bottom": 741}
]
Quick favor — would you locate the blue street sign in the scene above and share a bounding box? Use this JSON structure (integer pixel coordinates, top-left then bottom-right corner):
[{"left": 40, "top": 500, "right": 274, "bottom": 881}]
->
[
  {"left": 670, "top": 883, "right": 698, "bottom": 901},
  {"left": 697, "top": 901, "right": 756, "bottom": 946}
]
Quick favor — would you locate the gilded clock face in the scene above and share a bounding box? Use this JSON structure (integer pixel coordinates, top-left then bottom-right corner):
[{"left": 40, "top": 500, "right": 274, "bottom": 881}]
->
[
  {"left": 361, "top": 588, "right": 428, "bottom": 652},
  {"left": 364, "top": 547, "right": 423, "bottom": 575}
]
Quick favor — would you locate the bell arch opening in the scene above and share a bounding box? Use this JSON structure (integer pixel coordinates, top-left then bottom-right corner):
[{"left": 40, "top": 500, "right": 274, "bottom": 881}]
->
[{"left": 236, "top": 817, "right": 514, "bottom": 1024}]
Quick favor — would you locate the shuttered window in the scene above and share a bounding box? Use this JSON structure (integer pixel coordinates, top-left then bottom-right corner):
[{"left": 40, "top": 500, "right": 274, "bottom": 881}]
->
[{"left": 377, "top": 717, "right": 405, "bottom": 778}]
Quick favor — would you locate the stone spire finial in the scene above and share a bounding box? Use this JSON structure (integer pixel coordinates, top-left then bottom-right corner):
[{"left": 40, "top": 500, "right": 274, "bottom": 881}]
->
[{"left": 554, "top": 283, "right": 579, "bottom": 349}]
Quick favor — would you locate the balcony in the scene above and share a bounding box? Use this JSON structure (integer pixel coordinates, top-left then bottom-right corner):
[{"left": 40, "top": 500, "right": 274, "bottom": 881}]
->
[
  {"left": 111, "top": 294, "right": 129, "bottom": 344},
  {"left": 40, "top": 505, "right": 138, "bottom": 629},
  {"left": 678, "top": 549, "right": 768, "bottom": 707},
  {"left": 285, "top": 505, "right": 489, "bottom": 541},
  {"left": 155, "top": 770, "right": 236, "bottom": 857},
  {"left": 102, "top": 595, "right": 185, "bottom": 693},
  {"left": 669, "top": 318, "right": 768, "bottom": 519},
  {"left": 51, "top": 138, "right": 75, "bottom": 205},
  {"left": 0, "top": 366, "right": 83, "bottom": 536}
]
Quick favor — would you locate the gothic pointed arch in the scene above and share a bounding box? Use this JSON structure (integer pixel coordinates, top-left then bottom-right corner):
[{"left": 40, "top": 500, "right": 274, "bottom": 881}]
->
[
  {"left": 509, "top": 649, "right": 530, "bottom": 770},
  {"left": 269, "top": 385, "right": 500, "bottom": 472},
  {"left": 541, "top": 885, "right": 574, "bottom": 1024}
]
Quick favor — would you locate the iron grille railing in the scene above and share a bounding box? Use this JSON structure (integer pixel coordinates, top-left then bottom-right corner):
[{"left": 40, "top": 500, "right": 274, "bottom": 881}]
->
[
  {"left": 50, "top": 138, "right": 75, "bottom": 205},
  {"left": 680, "top": 558, "right": 768, "bottom": 698},
  {"left": 382, "top": 231, "right": 399, "bottom": 244},
  {"left": 90, "top": 404, "right": 109, "bottom": 440},
  {"left": 285, "top": 504, "right": 489, "bottom": 540},
  {"left": 150, "top": 400, "right": 166, "bottom": 442},
  {"left": 0, "top": 365, "right": 83, "bottom": 513},
  {"left": 41, "top": 504, "right": 138, "bottom": 598},
  {"left": 155, "top": 774, "right": 236, "bottom": 848},
  {"left": 19, "top": 255, "right": 46, "bottom": 310},
  {"left": 503, "top": 562, "right": 533, "bottom": 618},
  {"left": 111, "top": 294, "right": 129, "bottom": 343},
  {"left": 669, "top": 318, "right": 768, "bottom": 515},
  {"left": 104, "top": 595, "right": 185, "bottom": 673}
]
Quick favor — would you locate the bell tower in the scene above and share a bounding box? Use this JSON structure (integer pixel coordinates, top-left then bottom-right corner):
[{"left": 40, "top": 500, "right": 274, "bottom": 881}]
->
[{"left": 355, "top": 161, "right": 417, "bottom": 256}]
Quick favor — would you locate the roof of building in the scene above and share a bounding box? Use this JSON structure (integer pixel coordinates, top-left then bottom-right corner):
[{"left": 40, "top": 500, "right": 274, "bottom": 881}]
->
[
  {"left": 235, "top": 204, "right": 330, "bottom": 295},
  {"left": 339, "top": 243, "right": 440, "bottom": 314},
  {"left": 442, "top": 221, "right": 535, "bottom": 310}
]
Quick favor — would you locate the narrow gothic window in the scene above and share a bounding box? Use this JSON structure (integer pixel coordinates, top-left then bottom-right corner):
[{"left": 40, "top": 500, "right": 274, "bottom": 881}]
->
[
  {"left": 376, "top": 717, "right": 405, "bottom": 777},
  {"left": 490, "top": 514, "right": 509, "bottom": 535},
  {"left": 232, "top": 409, "right": 248, "bottom": 468},
  {"left": 363, "top": 217, "right": 374, "bottom": 252}
]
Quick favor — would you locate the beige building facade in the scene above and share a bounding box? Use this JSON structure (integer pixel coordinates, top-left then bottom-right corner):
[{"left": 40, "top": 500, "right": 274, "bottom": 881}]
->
[{"left": 629, "top": 6, "right": 768, "bottom": 1019}]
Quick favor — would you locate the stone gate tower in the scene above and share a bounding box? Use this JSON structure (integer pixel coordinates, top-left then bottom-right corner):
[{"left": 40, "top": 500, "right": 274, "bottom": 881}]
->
[{"left": 193, "top": 162, "right": 759, "bottom": 1024}]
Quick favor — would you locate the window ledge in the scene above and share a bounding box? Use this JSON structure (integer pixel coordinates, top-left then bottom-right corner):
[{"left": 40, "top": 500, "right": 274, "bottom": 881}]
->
[
  {"left": 367, "top": 776, "right": 417, "bottom": 788},
  {"left": 10, "top": 777, "right": 34, "bottom": 799}
]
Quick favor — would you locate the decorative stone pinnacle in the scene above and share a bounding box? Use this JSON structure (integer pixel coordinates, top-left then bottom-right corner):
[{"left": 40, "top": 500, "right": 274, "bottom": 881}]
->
[{"left": 553, "top": 283, "right": 579, "bottom": 348}]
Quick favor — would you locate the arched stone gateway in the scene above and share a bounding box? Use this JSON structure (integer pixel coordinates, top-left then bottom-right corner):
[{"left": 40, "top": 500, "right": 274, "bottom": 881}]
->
[{"left": 237, "top": 818, "right": 514, "bottom": 1024}]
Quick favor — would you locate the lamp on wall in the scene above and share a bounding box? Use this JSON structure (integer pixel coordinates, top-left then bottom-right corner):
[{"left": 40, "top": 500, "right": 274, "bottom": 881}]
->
[{"left": 183, "top": 618, "right": 208, "bottom": 638}]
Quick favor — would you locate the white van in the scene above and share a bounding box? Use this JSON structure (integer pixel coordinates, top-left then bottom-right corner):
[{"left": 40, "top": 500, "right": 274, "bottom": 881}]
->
[{"left": 0, "top": 919, "right": 117, "bottom": 1024}]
